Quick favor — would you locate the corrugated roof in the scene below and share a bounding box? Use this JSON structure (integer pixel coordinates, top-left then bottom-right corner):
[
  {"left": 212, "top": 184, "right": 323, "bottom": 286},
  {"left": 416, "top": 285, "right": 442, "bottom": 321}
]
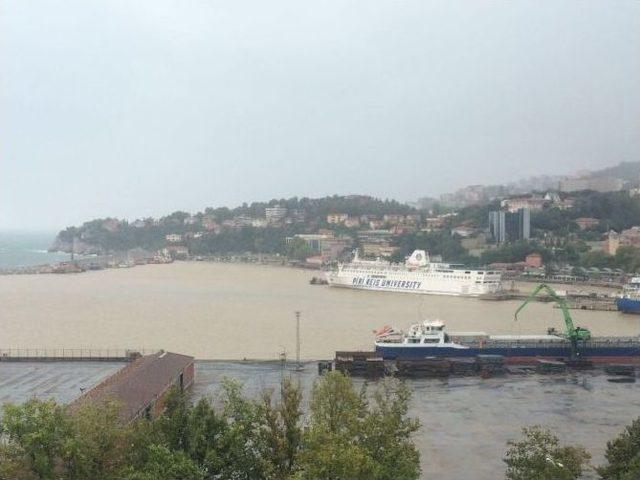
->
[{"left": 69, "top": 351, "right": 194, "bottom": 422}]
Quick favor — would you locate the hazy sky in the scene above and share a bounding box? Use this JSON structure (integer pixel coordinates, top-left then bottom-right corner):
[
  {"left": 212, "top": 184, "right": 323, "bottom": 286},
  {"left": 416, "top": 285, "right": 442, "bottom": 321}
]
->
[{"left": 2, "top": 1, "right": 639, "bottom": 230}]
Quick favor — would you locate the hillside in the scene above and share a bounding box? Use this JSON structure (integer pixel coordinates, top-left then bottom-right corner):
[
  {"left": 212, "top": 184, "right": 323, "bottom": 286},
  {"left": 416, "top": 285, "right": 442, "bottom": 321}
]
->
[
  {"left": 51, "top": 195, "right": 416, "bottom": 255},
  {"left": 589, "top": 161, "right": 640, "bottom": 183}
]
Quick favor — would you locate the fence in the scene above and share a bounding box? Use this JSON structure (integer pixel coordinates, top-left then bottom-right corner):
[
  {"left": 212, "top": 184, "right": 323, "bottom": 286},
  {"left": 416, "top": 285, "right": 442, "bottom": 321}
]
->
[{"left": 0, "top": 348, "right": 158, "bottom": 362}]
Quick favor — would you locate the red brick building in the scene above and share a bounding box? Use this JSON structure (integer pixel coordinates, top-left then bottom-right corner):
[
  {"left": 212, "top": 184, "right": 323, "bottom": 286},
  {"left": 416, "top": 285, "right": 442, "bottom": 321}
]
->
[{"left": 70, "top": 351, "right": 195, "bottom": 423}]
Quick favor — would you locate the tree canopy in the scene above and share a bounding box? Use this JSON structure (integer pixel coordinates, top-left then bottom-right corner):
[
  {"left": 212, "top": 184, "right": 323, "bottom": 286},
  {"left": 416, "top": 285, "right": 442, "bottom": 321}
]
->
[{"left": 0, "top": 372, "right": 421, "bottom": 480}]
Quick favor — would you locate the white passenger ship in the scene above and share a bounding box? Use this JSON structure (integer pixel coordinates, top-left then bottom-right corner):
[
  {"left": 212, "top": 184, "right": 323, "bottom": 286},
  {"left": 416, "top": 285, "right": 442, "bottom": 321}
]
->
[{"left": 326, "top": 250, "right": 503, "bottom": 297}]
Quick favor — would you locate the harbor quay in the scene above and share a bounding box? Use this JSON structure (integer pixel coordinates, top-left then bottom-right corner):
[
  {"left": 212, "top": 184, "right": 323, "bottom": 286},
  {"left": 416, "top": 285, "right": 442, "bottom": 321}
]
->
[{"left": 1, "top": 358, "right": 639, "bottom": 480}]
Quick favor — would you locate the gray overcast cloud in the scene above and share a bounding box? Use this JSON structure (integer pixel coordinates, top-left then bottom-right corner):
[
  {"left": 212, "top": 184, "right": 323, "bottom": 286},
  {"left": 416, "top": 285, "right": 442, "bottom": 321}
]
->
[{"left": 2, "top": 0, "right": 639, "bottom": 229}]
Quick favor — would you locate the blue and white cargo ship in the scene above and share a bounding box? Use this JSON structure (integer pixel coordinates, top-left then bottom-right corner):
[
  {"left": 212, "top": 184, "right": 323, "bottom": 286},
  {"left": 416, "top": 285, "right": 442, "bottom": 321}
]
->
[
  {"left": 374, "top": 320, "right": 640, "bottom": 364},
  {"left": 616, "top": 277, "right": 640, "bottom": 314}
]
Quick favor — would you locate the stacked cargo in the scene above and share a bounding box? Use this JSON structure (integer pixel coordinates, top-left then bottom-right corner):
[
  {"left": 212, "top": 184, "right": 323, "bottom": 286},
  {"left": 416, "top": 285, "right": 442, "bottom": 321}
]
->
[
  {"left": 395, "top": 358, "right": 451, "bottom": 378},
  {"left": 449, "top": 358, "right": 478, "bottom": 376},
  {"left": 536, "top": 359, "right": 567, "bottom": 374},
  {"left": 476, "top": 354, "right": 506, "bottom": 376},
  {"left": 334, "top": 351, "right": 385, "bottom": 377}
]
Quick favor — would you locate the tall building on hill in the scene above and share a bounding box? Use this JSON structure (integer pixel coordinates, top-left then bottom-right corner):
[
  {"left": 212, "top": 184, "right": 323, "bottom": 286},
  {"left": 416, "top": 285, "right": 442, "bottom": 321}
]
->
[
  {"left": 489, "top": 208, "right": 530, "bottom": 244},
  {"left": 489, "top": 211, "right": 506, "bottom": 244}
]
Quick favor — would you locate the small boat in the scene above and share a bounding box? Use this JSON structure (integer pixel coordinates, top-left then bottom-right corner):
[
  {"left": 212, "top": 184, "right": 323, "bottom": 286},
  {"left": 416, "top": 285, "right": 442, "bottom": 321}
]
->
[
  {"left": 309, "top": 276, "right": 328, "bottom": 285},
  {"left": 616, "top": 277, "right": 640, "bottom": 314}
]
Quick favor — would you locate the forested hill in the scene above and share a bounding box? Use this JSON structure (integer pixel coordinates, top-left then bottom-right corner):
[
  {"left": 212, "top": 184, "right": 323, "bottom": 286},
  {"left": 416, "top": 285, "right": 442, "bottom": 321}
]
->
[
  {"left": 589, "top": 161, "right": 640, "bottom": 182},
  {"left": 51, "top": 195, "right": 416, "bottom": 254}
]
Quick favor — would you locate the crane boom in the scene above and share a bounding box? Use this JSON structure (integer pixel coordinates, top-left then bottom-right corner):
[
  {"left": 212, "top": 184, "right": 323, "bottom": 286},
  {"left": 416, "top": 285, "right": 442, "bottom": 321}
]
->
[{"left": 514, "top": 283, "right": 591, "bottom": 344}]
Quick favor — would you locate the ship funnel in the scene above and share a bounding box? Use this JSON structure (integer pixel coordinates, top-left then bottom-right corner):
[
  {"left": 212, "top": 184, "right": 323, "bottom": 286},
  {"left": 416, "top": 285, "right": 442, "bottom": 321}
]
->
[{"left": 406, "top": 250, "right": 429, "bottom": 267}]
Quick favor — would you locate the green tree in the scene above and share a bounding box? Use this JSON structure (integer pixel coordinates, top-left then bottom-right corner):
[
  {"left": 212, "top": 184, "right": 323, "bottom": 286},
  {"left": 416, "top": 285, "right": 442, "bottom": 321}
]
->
[
  {"left": 286, "top": 238, "right": 314, "bottom": 261},
  {"left": 257, "top": 378, "right": 303, "bottom": 479},
  {"left": 598, "top": 417, "right": 640, "bottom": 480},
  {"left": 581, "top": 250, "right": 615, "bottom": 269},
  {"left": 614, "top": 246, "right": 640, "bottom": 273},
  {"left": 122, "top": 444, "right": 204, "bottom": 480},
  {"left": 299, "top": 372, "right": 420, "bottom": 480},
  {"left": 503, "top": 426, "right": 591, "bottom": 480},
  {"left": 157, "top": 388, "right": 192, "bottom": 452},
  {"left": 215, "top": 379, "right": 268, "bottom": 479},
  {"left": 0, "top": 399, "right": 72, "bottom": 480},
  {"left": 64, "top": 400, "right": 132, "bottom": 480},
  {"left": 361, "top": 379, "right": 421, "bottom": 480},
  {"left": 300, "top": 372, "right": 373, "bottom": 480}
]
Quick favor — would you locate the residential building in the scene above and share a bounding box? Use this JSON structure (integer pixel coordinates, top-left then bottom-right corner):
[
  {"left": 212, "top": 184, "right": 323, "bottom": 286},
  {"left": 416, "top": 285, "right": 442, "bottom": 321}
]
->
[
  {"left": 251, "top": 218, "right": 269, "bottom": 228},
  {"left": 390, "top": 225, "right": 416, "bottom": 235},
  {"left": 165, "top": 234, "right": 182, "bottom": 243},
  {"left": 320, "top": 236, "right": 353, "bottom": 260},
  {"left": 327, "top": 213, "right": 349, "bottom": 224},
  {"left": 184, "top": 232, "right": 204, "bottom": 239},
  {"left": 290, "top": 209, "right": 307, "bottom": 222},
  {"left": 451, "top": 226, "right": 475, "bottom": 238},
  {"left": 620, "top": 227, "right": 640, "bottom": 248},
  {"left": 202, "top": 216, "right": 218, "bottom": 231},
  {"left": 358, "top": 230, "right": 395, "bottom": 258},
  {"left": 383, "top": 214, "right": 405, "bottom": 224},
  {"left": 286, "top": 234, "right": 332, "bottom": 251},
  {"left": 425, "top": 217, "right": 446, "bottom": 230},
  {"left": 575, "top": 217, "right": 600, "bottom": 230},
  {"left": 285, "top": 233, "right": 352, "bottom": 260},
  {"left": 557, "top": 197, "right": 575, "bottom": 210},
  {"left": 183, "top": 216, "right": 199, "bottom": 225},
  {"left": 525, "top": 252, "right": 543, "bottom": 268},
  {"left": 544, "top": 192, "right": 561, "bottom": 203},
  {"left": 603, "top": 231, "right": 620, "bottom": 255},
  {"left": 500, "top": 195, "right": 546, "bottom": 213},
  {"left": 132, "top": 220, "right": 146, "bottom": 228},
  {"left": 344, "top": 217, "right": 361, "bottom": 228},
  {"left": 404, "top": 213, "right": 422, "bottom": 225},
  {"left": 265, "top": 205, "right": 288, "bottom": 223},
  {"left": 361, "top": 242, "right": 397, "bottom": 258},
  {"left": 166, "top": 245, "right": 189, "bottom": 257},
  {"left": 368, "top": 219, "right": 386, "bottom": 229},
  {"left": 102, "top": 219, "right": 121, "bottom": 232}
]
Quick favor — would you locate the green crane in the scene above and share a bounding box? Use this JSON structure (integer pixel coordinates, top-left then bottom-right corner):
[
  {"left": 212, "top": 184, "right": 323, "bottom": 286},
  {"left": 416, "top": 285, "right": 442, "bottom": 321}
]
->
[{"left": 514, "top": 283, "right": 591, "bottom": 358}]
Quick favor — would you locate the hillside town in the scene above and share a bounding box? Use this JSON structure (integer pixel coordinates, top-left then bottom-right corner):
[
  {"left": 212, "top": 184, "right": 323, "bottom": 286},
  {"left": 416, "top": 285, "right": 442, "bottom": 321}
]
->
[{"left": 37, "top": 162, "right": 640, "bottom": 283}]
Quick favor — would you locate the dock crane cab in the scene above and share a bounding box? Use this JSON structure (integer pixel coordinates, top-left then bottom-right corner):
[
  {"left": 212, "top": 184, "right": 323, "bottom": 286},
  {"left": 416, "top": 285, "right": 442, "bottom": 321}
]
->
[{"left": 514, "top": 283, "right": 592, "bottom": 360}]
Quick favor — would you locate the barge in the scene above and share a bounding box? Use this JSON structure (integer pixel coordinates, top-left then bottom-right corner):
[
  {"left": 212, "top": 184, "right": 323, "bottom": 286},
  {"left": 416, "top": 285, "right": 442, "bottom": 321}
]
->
[
  {"left": 366, "top": 284, "right": 640, "bottom": 367},
  {"left": 374, "top": 320, "right": 640, "bottom": 365}
]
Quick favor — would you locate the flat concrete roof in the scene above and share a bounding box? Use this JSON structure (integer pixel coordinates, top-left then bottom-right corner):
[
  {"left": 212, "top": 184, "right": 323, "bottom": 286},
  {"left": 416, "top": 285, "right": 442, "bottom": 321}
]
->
[{"left": 0, "top": 362, "right": 124, "bottom": 405}]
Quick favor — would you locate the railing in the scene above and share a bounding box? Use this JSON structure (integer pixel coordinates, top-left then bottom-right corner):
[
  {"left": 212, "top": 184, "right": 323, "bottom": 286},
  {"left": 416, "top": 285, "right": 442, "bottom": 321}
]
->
[
  {"left": 0, "top": 348, "right": 157, "bottom": 361},
  {"left": 458, "top": 339, "right": 640, "bottom": 349}
]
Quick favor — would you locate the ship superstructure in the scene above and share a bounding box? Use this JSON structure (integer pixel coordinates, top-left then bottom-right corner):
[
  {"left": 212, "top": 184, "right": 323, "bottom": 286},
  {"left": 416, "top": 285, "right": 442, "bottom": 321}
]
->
[
  {"left": 326, "top": 250, "right": 503, "bottom": 297},
  {"left": 617, "top": 277, "right": 640, "bottom": 314}
]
